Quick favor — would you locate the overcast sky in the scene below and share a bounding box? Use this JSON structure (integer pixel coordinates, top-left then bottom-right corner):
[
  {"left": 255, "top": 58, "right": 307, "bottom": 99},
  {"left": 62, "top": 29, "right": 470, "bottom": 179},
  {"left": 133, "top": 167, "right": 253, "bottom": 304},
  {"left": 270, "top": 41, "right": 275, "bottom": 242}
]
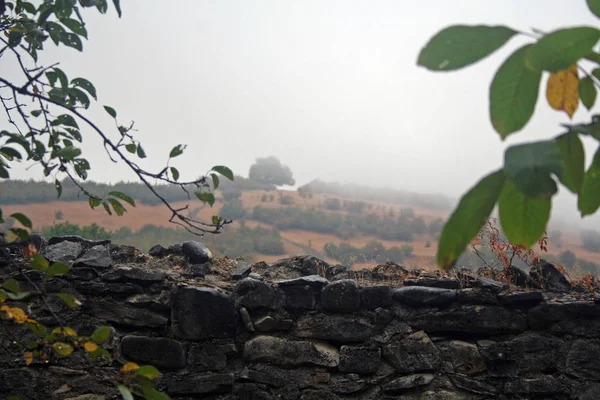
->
[{"left": 5, "top": 1, "right": 600, "bottom": 229}]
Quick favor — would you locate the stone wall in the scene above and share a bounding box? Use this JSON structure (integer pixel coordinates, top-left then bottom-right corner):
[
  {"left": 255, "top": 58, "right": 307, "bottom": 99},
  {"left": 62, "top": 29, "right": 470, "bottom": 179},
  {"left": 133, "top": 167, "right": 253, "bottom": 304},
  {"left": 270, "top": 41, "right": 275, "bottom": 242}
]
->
[{"left": 2, "top": 236, "right": 600, "bottom": 399}]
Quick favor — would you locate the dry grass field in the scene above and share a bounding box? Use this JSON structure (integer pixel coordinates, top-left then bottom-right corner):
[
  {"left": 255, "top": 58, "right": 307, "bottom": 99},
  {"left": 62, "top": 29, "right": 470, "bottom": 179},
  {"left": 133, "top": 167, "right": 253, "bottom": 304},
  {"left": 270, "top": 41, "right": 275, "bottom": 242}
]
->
[{"left": 1, "top": 188, "right": 596, "bottom": 270}]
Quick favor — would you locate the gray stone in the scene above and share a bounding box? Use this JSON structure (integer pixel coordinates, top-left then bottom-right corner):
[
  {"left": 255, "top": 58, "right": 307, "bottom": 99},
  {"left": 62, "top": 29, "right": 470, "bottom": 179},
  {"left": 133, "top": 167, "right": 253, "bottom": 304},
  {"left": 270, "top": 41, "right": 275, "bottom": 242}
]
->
[
  {"left": 102, "top": 266, "right": 166, "bottom": 283},
  {"left": 339, "top": 346, "right": 381, "bottom": 374},
  {"left": 120, "top": 335, "right": 185, "bottom": 370},
  {"left": 392, "top": 286, "right": 457, "bottom": 307},
  {"left": 505, "top": 375, "right": 564, "bottom": 395},
  {"left": 456, "top": 288, "right": 499, "bottom": 305},
  {"left": 171, "top": 286, "right": 238, "bottom": 340},
  {"left": 383, "top": 373, "right": 434, "bottom": 392},
  {"left": 383, "top": 331, "right": 440, "bottom": 373},
  {"left": 299, "top": 256, "right": 329, "bottom": 276},
  {"left": 44, "top": 240, "right": 83, "bottom": 265},
  {"left": 239, "top": 307, "right": 255, "bottom": 332},
  {"left": 232, "top": 262, "right": 252, "bottom": 280},
  {"left": 472, "top": 277, "right": 507, "bottom": 294},
  {"left": 73, "top": 245, "right": 112, "bottom": 269},
  {"left": 438, "top": 340, "right": 486, "bottom": 376},
  {"left": 92, "top": 300, "right": 167, "bottom": 328},
  {"left": 528, "top": 302, "right": 600, "bottom": 337},
  {"left": 244, "top": 336, "right": 339, "bottom": 367},
  {"left": 125, "top": 293, "right": 170, "bottom": 313},
  {"left": 330, "top": 374, "right": 366, "bottom": 394},
  {"left": 530, "top": 260, "right": 571, "bottom": 292},
  {"left": 404, "top": 277, "right": 460, "bottom": 289},
  {"left": 360, "top": 285, "right": 392, "bottom": 309},
  {"left": 148, "top": 244, "right": 167, "bottom": 257},
  {"left": 166, "top": 373, "right": 234, "bottom": 395},
  {"left": 181, "top": 241, "right": 213, "bottom": 264},
  {"left": 566, "top": 339, "right": 600, "bottom": 380},
  {"left": 277, "top": 275, "right": 329, "bottom": 287},
  {"left": 505, "top": 265, "right": 539, "bottom": 288},
  {"left": 450, "top": 374, "right": 497, "bottom": 395},
  {"left": 236, "top": 278, "right": 275, "bottom": 309},
  {"left": 321, "top": 279, "right": 360, "bottom": 312},
  {"left": 188, "top": 344, "right": 232, "bottom": 371},
  {"left": 253, "top": 315, "right": 293, "bottom": 332},
  {"left": 292, "top": 313, "right": 375, "bottom": 342}
]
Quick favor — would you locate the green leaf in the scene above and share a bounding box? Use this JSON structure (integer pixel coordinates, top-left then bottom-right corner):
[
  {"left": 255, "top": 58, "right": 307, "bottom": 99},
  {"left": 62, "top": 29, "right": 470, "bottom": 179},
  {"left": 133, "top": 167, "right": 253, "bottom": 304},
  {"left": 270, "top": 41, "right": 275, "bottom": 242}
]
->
[
  {"left": 169, "top": 144, "right": 184, "bottom": 158},
  {"left": 555, "top": 132, "right": 585, "bottom": 194},
  {"left": 112, "top": 0, "right": 122, "bottom": 17},
  {"left": 526, "top": 27, "right": 600, "bottom": 72},
  {"left": 69, "top": 87, "right": 90, "bottom": 109},
  {"left": 59, "top": 32, "right": 83, "bottom": 51},
  {"left": 3, "top": 279, "right": 20, "bottom": 294},
  {"left": 31, "top": 255, "right": 49, "bottom": 272},
  {"left": 0, "top": 166, "right": 9, "bottom": 179},
  {"left": 53, "top": 67, "right": 69, "bottom": 89},
  {"left": 212, "top": 215, "right": 223, "bottom": 225},
  {"left": 52, "top": 342, "right": 74, "bottom": 356},
  {"left": 0, "top": 289, "right": 6, "bottom": 303},
  {"left": 31, "top": 110, "right": 42, "bottom": 117},
  {"left": 579, "top": 75, "right": 597, "bottom": 110},
  {"left": 6, "top": 291, "right": 31, "bottom": 300},
  {"left": 0, "top": 146, "right": 22, "bottom": 160},
  {"left": 102, "top": 201, "right": 112, "bottom": 216},
  {"left": 89, "top": 196, "right": 103, "bottom": 209},
  {"left": 117, "top": 385, "right": 134, "bottom": 400},
  {"left": 108, "top": 191, "right": 135, "bottom": 207},
  {"left": 104, "top": 105, "right": 117, "bottom": 118},
  {"left": 55, "top": 179, "right": 63, "bottom": 198},
  {"left": 136, "top": 144, "right": 146, "bottom": 159},
  {"left": 578, "top": 146, "right": 600, "bottom": 216},
  {"left": 71, "top": 77, "right": 97, "bottom": 100},
  {"left": 45, "top": 262, "right": 71, "bottom": 280},
  {"left": 170, "top": 167, "right": 179, "bottom": 181},
  {"left": 417, "top": 25, "right": 517, "bottom": 71},
  {"left": 212, "top": 165, "right": 234, "bottom": 181},
  {"left": 503, "top": 140, "right": 562, "bottom": 198},
  {"left": 588, "top": 0, "right": 600, "bottom": 18},
  {"left": 141, "top": 386, "right": 170, "bottom": 400},
  {"left": 108, "top": 198, "right": 126, "bottom": 216},
  {"left": 498, "top": 179, "right": 551, "bottom": 247},
  {"left": 54, "top": 146, "right": 82, "bottom": 161},
  {"left": 125, "top": 143, "right": 137, "bottom": 154},
  {"left": 136, "top": 365, "right": 162, "bottom": 380},
  {"left": 27, "top": 320, "right": 48, "bottom": 338},
  {"left": 211, "top": 173, "right": 220, "bottom": 190},
  {"left": 436, "top": 170, "right": 505, "bottom": 269},
  {"left": 51, "top": 114, "right": 79, "bottom": 128},
  {"left": 61, "top": 18, "right": 87, "bottom": 38},
  {"left": 490, "top": 44, "right": 542, "bottom": 139},
  {"left": 91, "top": 325, "right": 111, "bottom": 343},
  {"left": 196, "top": 192, "right": 216, "bottom": 207},
  {"left": 56, "top": 292, "right": 82, "bottom": 308},
  {"left": 9, "top": 213, "right": 31, "bottom": 229},
  {"left": 9, "top": 228, "right": 29, "bottom": 241}
]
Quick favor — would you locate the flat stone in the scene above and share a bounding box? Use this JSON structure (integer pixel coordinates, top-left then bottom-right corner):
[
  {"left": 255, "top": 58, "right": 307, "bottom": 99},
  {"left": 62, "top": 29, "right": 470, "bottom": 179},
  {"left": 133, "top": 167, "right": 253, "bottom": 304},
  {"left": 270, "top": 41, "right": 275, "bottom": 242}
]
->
[
  {"left": 299, "top": 256, "right": 330, "bottom": 276},
  {"left": 120, "top": 335, "right": 185, "bottom": 370},
  {"left": 277, "top": 275, "right": 329, "bottom": 287},
  {"left": 253, "top": 315, "right": 293, "bottom": 332},
  {"left": 360, "top": 285, "right": 392, "bottom": 309},
  {"left": 102, "top": 266, "right": 166, "bottom": 283},
  {"left": 73, "top": 245, "right": 112, "bottom": 269},
  {"left": 292, "top": 313, "right": 375, "bottom": 342},
  {"left": 438, "top": 340, "right": 486, "bottom": 376},
  {"left": 505, "top": 265, "right": 539, "bottom": 288},
  {"left": 498, "top": 291, "right": 543, "bottom": 307},
  {"left": 44, "top": 241, "right": 83, "bottom": 265},
  {"left": 330, "top": 374, "right": 366, "bottom": 394},
  {"left": 188, "top": 344, "right": 232, "bottom": 371},
  {"left": 450, "top": 375, "right": 497, "bottom": 395},
  {"left": 383, "top": 331, "right": 440, "bottom": 373},
  {"left": 339, "top": 346, "right": 381, "bottom": 374},
  {"left": 321, "top": 279, "right": 360, "bottom": 312},
  {"left": 529, "top": 260, "right": 571, "bottom": 293},
  {"left": 383, "top": 373, "right": 434, "bottom": 392},
  {"left": 235, "top": 278, "right": 275, "bottom": 309},
  {"left": 566, "top": 339, "right": 600, "bottom": 380},
  {"left": 472, "top": 277, "right": 507, "bottom": 294},
  {"left": 166, "top": 373, "right": 234, "bottom": 395},
  {"left": 92, "top": 300, "right": 167, "bottom": 328},
  {"left": 244, "top": 335, "right": 339, "bottom": 367},
  {"left": 171, "top": 286, "right": 238, "bottom": 340},
  {"left": 232, "top": 262, "right": 252, "bottom": 280},
  {"left": 392, "top": 286, "right": 457, "bottom": 307},
  {"left": 505, "top": 375, "right": 564, "bottom": 395},
  {"left": 403, "top": 277, "right": 460, "bottom": 289},
  {"left": 528, "top": 302, "right": 600, "bottom": 337},
  {"left": 181, "top": 241, "right": 213, "bottom": 264}
]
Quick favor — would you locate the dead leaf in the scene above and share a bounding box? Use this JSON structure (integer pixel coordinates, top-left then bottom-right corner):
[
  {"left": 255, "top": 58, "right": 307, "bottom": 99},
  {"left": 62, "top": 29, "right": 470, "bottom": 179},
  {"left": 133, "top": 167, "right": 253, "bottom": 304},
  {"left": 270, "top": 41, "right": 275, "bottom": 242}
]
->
[
  {"left": 546, "top": 64, "right": 579, "bottom": 118},
  {"left": 24, "top": 351, "right": 33, "bottom": 366}
]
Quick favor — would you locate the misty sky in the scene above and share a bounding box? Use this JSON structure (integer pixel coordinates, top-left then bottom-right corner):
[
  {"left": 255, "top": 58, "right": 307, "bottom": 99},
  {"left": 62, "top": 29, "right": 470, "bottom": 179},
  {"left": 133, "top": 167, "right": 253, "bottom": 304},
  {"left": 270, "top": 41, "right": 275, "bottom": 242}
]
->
[{"left": 5, "top": 1, "right": 600, "bottom": 229}]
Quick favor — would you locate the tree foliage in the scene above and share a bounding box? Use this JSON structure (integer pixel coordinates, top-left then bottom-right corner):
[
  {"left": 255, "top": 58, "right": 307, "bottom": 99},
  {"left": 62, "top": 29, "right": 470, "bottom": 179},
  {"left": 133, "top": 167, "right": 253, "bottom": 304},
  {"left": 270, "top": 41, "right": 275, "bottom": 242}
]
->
[
  {"left": 418, "top": 0, "right": 600, "bottom": 269},
  {"left": 249, "top": 156, "right": 295, "bottom": 186}
]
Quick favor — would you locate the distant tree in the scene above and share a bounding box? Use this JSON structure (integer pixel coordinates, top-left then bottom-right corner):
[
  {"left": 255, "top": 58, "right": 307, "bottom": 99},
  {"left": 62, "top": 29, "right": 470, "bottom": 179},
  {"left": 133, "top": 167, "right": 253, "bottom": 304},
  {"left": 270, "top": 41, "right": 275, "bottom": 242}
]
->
[
  {"left": 222, "top": 189, "right": 242, "bottom": 201},
  {"left": 559, "top": 250, "right": 577, "bottom": 267},
  {"left": 279, "top": 194, "right": 295, "bottom": 205},
  {"left": 220, "top": 200, "right": 247, "bottom": 220},
  {"left": 55, "top": 210, "right": 63, "bottom": 220},
  {"left": 582, "top": 229, "right": 600, "bottom": 252},
  {"left": 323, "top": 198, "right": 342, "bottom": 210},
  {"left": 249, "top": 156, "right": 295, "bottom": 186}
]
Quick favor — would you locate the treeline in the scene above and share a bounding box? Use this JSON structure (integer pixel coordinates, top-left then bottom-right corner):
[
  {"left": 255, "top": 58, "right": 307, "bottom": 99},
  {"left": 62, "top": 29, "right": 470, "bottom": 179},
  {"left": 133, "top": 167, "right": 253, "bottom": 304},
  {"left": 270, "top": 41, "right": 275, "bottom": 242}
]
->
[
  {"left": 250, "top": 205, "right": 443, "bottom": 241},
  {"left": 297, "top": 179, "right": 453, "bottom": 210},
  {"left": 33, "top": 221, "right": 284, "bottom": 261},
  {"left": 324, "top": 240, "right": 414, "bottom": 267},
  {"left": 0, "top": 177, "right": 276, "bottom": 205}
]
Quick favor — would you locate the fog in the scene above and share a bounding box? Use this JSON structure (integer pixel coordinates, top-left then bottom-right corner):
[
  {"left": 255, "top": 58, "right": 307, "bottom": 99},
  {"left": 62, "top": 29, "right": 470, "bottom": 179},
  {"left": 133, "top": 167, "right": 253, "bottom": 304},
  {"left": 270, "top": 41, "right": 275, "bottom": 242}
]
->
[{"left": 5, "top": 0, "right": 600, "bottom": 232}]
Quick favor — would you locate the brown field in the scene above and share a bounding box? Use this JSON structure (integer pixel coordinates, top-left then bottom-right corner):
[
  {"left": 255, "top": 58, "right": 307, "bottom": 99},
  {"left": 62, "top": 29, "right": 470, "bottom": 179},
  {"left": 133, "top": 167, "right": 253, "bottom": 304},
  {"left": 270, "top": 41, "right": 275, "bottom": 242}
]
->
[{"left": 2, "top": 189, "right": 597, "bottom": 269}]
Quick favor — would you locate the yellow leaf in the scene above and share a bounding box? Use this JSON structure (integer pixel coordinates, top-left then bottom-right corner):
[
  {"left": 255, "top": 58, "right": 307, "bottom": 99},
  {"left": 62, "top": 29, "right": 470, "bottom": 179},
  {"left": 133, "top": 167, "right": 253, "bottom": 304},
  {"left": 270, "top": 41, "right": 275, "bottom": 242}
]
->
[
  {"left": 1, "top": 306, "right": 28, "bottom": 324},
  {"left": 52, "top": 327, "right": 78, "bottom": 337},
  {"left": 121, "top": 362, "right": 140, "bottom": 372},
  {"left": 24, "top": 352, "right": 33, "bottom": 366},
  {"left": 52, "top": 342, "right": 74, "bottom": 357},
  {"left": 546, "top": 64, "right": 579, "bottom": 118},
  {"left": 83, "top": 342, "right": 98, "bottom": 352}
]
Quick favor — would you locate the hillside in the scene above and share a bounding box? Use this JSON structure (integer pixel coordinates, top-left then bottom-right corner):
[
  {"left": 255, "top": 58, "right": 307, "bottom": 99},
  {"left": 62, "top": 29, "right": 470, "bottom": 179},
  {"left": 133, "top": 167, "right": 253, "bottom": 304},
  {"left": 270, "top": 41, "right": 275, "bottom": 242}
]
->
[{"left": 1, "top": 184, "right": 598, "bottom": 273}]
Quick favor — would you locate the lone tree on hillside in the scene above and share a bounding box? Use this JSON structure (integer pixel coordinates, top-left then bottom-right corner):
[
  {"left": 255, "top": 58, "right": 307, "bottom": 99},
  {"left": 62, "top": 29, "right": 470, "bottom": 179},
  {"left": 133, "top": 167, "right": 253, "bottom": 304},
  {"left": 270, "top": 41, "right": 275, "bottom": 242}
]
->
[{"left": 249, "top": 156, "right": 295, "bottom": 186}]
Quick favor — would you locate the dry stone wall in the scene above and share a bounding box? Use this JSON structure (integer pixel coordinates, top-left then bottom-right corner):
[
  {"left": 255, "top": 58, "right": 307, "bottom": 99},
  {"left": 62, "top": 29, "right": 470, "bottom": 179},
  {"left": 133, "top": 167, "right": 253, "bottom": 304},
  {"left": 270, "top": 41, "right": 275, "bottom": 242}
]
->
[{"left": 1, "top": 236, "right": 600, "bottom": 399}]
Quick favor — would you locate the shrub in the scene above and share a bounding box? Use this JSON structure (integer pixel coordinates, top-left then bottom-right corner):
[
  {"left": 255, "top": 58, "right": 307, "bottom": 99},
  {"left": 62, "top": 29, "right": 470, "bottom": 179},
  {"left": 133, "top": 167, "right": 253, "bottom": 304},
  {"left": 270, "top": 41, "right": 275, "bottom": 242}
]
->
[
  {"left": 222, "top": 189, "right": 242, "bottom": 201},
  {"left": 559, "top": 250, "right": 577, "bottom": 267},
  {"left": 261, "top": 194, "right": 269, "bottom": 202},
  {"left": 345, "top": 201, "right": 366, "bottom": 214},
  {"left": 55, "top": 210, "right": 63, "bottom": 220},
  {"left": 323, "top": 198, "right": 342, "bottom": 210},
  {"left": 582, "top": 230, "right": 600, "bottom": 252},
  {"left": 220, "top": 200, "right": 247, "bottom": 220},
  {"left": 279, "top": 195, "right": 295, "bottom": 205}
]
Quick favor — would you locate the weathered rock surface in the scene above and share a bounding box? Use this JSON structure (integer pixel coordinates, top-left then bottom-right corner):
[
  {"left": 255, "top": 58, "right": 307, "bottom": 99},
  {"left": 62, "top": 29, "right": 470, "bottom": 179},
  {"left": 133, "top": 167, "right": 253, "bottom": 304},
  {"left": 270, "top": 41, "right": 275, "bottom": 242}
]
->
[{"left": 244, "top": 336, "right": 339, "bottom": 367}]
